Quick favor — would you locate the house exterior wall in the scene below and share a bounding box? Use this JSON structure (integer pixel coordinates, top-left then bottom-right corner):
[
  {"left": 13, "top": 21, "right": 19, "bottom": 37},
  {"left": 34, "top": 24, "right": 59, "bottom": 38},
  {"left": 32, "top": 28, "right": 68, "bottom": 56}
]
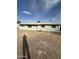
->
[
  {"left": 55, "top": 26, "right": 60, "bottom": 32},
  {"left": 18, "top": 24, "right": 60, "bottom": 32},
  {"left": 32, "top": 26, "right": 37, "bottom": 30}
]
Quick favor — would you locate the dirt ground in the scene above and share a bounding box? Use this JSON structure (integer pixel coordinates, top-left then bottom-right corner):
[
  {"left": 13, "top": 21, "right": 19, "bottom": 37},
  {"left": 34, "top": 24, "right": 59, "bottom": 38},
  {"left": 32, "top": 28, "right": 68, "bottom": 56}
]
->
[{"left": 17, "top": 30, "right": 61, "bottom": 59}]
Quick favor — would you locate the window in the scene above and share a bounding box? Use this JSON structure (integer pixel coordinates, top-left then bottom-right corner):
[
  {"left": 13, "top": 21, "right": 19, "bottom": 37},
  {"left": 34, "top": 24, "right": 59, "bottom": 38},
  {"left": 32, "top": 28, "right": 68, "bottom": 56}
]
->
[
  {"left": 41, "top": 25, "right": 45, "bottom": 28},
  {"left": 51, "top": 25, "right": 56, "bottom": 28},
  {"left": 21, "top": 25, "right": 24, "bottom": 27},
  {"left": 28, "top": 25, "right": 32, "bottom": 28}
]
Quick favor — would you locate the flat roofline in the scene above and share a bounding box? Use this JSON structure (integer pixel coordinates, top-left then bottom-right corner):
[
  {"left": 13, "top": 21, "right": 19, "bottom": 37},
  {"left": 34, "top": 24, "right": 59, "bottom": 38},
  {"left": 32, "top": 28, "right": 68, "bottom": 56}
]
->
[{"left": 19, "top": 23, "right": 61, "bottom": 26}]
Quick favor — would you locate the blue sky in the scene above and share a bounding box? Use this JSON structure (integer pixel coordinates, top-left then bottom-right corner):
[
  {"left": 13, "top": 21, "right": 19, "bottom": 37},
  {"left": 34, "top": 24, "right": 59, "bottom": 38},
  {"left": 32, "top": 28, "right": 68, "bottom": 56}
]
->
[{"left": 17, "top": 0, "right": 61, "bottom": 24}]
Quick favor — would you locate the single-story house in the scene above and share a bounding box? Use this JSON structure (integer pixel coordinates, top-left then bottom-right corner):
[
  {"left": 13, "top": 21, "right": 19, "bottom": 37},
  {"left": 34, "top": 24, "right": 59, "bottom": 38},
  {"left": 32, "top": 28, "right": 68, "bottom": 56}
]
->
[{"left": 17, "top": 23, "right": 61, "bottom": 32}]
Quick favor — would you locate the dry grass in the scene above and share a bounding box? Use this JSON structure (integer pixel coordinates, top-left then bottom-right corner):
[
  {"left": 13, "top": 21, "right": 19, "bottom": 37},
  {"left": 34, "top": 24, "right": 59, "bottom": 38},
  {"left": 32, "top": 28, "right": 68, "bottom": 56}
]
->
[{"left": 17, "top": 30, "right": 61, "bottom": 59}]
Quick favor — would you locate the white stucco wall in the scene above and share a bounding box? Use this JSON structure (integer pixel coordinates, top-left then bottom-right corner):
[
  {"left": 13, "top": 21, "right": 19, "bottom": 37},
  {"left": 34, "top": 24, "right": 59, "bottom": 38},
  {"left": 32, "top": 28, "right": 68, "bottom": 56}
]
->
[
  {"left": 55, "top": 26, "right": 60, "bottom": 32},
  {"left": 32, "top": 26, "right": 37, "bottom": 30},
  {"left": 18, "top": 24, "right": 60, "bottom": 32}
]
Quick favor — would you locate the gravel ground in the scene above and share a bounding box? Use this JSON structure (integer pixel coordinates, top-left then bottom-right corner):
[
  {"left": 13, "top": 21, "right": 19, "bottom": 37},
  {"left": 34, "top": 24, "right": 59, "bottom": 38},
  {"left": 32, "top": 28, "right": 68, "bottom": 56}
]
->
[{"left": 17, "top": 30, "right": 61, "bottom": 59}]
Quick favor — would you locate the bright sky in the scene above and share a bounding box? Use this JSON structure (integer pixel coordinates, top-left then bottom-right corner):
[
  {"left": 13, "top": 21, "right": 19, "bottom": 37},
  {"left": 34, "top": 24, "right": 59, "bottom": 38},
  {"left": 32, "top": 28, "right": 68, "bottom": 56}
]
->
[{"left": 17, "top": 0, "right": 61, "bottom": 24}]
